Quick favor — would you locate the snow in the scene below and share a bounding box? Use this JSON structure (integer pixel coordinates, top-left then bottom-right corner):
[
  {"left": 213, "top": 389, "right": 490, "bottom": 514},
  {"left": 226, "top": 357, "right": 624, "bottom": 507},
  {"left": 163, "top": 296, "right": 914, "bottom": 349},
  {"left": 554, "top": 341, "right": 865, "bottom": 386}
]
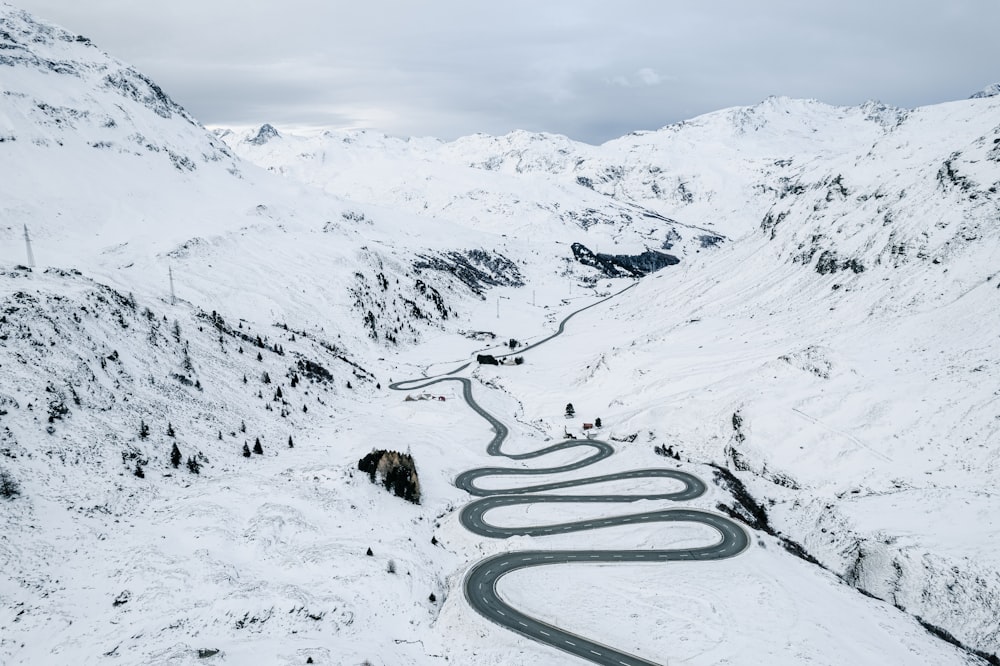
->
[{"left": 2, "top": 3, "right": 1000, "bottom": 665}]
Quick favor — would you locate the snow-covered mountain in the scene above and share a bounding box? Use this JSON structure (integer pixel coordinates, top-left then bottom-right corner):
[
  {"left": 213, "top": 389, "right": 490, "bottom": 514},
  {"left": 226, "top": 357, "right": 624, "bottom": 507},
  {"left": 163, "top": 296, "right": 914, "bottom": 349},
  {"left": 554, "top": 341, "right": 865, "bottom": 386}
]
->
[
  {"left": 224, "top": 90, "right": 1000, "bottom": 661},
  {"left": 3, "top": 2, "right": 1000, "bottom": 665}
]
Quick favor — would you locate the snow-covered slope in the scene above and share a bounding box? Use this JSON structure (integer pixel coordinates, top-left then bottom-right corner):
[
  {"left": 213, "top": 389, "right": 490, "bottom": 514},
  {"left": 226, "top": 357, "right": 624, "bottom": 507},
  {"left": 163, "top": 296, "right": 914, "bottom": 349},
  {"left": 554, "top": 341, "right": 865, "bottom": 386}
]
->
[
  {"left": 3, "top": 2, "right": 1000, "bottom": 664},
  {"left": 223, "top": 87, "right": 1000, "bottom": 662}
]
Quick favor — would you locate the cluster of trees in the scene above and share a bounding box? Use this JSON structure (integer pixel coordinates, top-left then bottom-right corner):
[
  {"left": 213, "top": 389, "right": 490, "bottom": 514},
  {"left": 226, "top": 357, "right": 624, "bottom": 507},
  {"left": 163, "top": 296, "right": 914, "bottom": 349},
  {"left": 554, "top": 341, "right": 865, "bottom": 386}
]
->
[
  {"left": 135, "top": 418, "right": 298, "bottom": 477},
  {"left": 358, "top": 450, "right": 421, "bottom": 504}
]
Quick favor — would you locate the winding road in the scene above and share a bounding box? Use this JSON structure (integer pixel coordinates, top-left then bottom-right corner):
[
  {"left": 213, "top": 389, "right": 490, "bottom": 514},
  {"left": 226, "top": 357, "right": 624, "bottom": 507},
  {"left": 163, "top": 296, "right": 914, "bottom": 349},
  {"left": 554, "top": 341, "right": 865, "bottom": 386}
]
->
[{"left": 390, "top": 285, "right": 749, "bottom": 666}]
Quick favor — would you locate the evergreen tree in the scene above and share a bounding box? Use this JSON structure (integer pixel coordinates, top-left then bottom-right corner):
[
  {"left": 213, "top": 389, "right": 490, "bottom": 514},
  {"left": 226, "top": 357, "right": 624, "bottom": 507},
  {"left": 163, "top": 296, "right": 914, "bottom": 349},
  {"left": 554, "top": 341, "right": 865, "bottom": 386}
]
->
[
  {"left": 366, "top": 547, "right": 373, "bottom": 556},
  {"left": 256, "top": 352, "right": 263, "bottom": 361},
  {"left": 240, "top": 420, "right": 246, "bottom": 433},
  {"left": 134, "top": 462, "right": 144, "bottom": 478},
  {"left": 565, "top": 403, "right": 575, "bottom": 418},
  {"left": 288, "top": 435, "right": 294, "bottom": 448},
  {"left": 428, "top": 592, "right": 437, "bottom": 603},
  {"left": 0, "top": 468, "right": 21, "bottom": 498},
  {"left": 242, "top": 443, "right": 251, "bottom": 457},
  {"left": 253, "top": 438, "right": 263, "bottom": 455},
  {"left": 595, "top": 417, "right": 602, "bottom": 428},
  {"left": 186, "top": 456, "right": 201, "bottom": 474},
  {"left": 262, "top": 371, "right": 271, "bottom": 384},
  {"left": 302, "top": 404, "right": 308, "bottom": 413},
  {"left": 275, "top": 386, "right": 282, "bottom": 399},
  {"left": 170, "top": 443, "right": 182, "bottom": 468},
  {"left": 166, "top": 422, "right": 175, "bottom": 438},
  {"left": 139, "top": 420, "right": 150, "bottom": 440},
  {"left": 218, "top": 430, "right": 223, "bottom": 440},
  {"left": 346, "top": 380, "right": 352, "bottom": 389}
]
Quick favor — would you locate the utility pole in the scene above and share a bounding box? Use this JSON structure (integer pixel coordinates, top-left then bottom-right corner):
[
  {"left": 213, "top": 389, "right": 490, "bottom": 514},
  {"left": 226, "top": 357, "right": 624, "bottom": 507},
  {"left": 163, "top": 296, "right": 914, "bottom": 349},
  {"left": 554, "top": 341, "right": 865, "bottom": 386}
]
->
[
  {"left": 168, "top": 265, "right": 176, "bottom": 305},
  {"left": 23, "top": 224, "right": 35, "bottom": 269},
  {"left": 496, "top": 297, "right": 500, "bottom": 319},
  {"left": 532, "top": 290, "right": 536, "bottom": 306}
]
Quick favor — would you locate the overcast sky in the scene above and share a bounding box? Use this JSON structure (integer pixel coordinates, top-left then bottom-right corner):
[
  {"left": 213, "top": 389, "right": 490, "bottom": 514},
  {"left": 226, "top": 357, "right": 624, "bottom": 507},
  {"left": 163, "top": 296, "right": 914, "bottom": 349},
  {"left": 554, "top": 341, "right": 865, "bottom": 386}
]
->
[{"left": 12, "top": 0, "right": 1000, "bottom": 143}]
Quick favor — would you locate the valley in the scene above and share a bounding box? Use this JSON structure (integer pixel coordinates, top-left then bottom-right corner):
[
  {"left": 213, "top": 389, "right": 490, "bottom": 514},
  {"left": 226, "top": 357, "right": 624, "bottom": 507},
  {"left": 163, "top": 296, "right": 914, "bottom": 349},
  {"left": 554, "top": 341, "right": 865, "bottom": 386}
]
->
[{"left": 1, "top": 4, "right": 999, "bottom": 665}]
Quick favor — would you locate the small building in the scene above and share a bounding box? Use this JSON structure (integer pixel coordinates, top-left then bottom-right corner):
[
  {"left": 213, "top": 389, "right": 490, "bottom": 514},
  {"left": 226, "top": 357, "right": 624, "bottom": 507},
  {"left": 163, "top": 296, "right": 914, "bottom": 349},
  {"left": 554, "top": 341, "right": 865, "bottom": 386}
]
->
[{"left": 582, "top": 423, "right": 594, "bottom": 430}]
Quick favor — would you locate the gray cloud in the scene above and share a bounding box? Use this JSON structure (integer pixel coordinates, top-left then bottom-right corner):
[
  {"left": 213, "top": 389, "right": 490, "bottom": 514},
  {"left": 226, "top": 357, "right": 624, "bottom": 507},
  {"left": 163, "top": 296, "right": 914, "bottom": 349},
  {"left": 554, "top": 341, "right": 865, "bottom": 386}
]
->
[{"left": 11, "top": 0, "right": 1000, "bottom": 143}]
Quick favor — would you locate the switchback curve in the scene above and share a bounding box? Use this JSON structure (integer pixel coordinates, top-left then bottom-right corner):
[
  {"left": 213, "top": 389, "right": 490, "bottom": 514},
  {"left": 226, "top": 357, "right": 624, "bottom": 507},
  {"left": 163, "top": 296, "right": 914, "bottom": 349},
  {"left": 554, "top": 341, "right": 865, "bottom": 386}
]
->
[{"left": 390, "top": 284, "right": 749, "bottom": 666}]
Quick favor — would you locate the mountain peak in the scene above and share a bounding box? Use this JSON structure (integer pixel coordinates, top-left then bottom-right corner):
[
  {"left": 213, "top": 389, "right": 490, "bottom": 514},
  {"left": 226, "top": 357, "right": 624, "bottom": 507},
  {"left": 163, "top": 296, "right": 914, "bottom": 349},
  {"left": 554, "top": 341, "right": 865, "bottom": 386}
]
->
[
  {"left": 247, "top": 123, "right": 281, "bottom": 145},
  {"left": 970, "top": 83, "right": 1000, "bottom": 99}
]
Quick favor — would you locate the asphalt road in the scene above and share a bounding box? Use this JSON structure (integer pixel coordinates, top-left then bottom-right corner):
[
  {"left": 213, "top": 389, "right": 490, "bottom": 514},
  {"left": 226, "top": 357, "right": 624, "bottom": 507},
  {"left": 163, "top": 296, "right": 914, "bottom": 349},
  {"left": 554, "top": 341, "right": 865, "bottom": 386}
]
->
[{"left": 390, "top": 285, "right": 749, "bottom": 666}]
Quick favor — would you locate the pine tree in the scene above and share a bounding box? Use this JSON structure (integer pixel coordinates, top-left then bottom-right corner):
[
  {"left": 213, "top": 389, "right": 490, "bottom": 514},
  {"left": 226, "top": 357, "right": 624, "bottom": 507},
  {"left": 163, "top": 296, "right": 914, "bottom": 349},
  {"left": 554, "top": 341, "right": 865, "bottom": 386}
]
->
[
  {"left": 253, "top": 438, "right": 263, "bottom": 455},
  {"left": 595, "top": 417, "right": 602, "bottom": 428},
  {"left": 166, "top": 422, "right": 175, "bottom": 437},
  {"left": 274, "top": 386, "right": 282, "bottom": 399},
  {"left": 565, "top": 403, "right": 575, "bottom": 418},
  {"left": 262, "top": 371, "right": 271, "bottom": 384},
  {"left": 256, "top": 352, "right": 263, "bottom": 362},
  {"left": 218, "top": 430, "right": 223, "bottom": 440},
  {"left": 288, "top": 435, "right": 294, "bottom": 448},
  {"left": 139, "top": 420, "right": 150, "bottom": 440},
  {"left": 0, "top": 468, "right": 21, "bottom": 498},
  {"left": 186, "top": 456, "right": 201, "bottom": 474},
  {"left": 170, "top": 443, "right": 182, "bottom": 468},
  {"left": 240, "top": 420, "right": 246, "bottom": 433},
  {"left": 428, "top": 592, "right": 437, "bottom": 603},
  {"left": 134, "top": 462, "right": 145, "bottom": 478},
  {"left": 346, "top": 380, "right": 352, "bottom": 389},
  {"left": 242, "top": 443, "right": 251, "bottom": 457},
  {"left": 366, "top": 547, "right": 373, "bottom": 556}
]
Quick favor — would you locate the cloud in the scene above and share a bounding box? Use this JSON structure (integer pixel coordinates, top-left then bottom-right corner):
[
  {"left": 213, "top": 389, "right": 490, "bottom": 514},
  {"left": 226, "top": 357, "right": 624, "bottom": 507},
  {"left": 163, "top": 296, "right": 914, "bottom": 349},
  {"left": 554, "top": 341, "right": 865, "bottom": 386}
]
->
[
  {"left": 636, "top": 68, "right": 662, "bottom": 86},
  {"left": 610, "top": 68, "right": 665, "bottom": 88},
  {"left": 11, "top": 0, "right": 1000, "bottom": 143}
]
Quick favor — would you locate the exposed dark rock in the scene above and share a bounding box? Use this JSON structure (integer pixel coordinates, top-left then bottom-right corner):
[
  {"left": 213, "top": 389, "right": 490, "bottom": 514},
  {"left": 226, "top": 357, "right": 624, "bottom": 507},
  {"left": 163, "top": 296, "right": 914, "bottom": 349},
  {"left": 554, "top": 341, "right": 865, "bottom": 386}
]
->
[
  {"left": 413, "top": 249, "right": 523, "bottom": 296},
  {"left": 570, "top": 243, "right": 679, "bottom": 278},
  {"left": 247, "top": 123, "right": 280, "bottom": 146}
]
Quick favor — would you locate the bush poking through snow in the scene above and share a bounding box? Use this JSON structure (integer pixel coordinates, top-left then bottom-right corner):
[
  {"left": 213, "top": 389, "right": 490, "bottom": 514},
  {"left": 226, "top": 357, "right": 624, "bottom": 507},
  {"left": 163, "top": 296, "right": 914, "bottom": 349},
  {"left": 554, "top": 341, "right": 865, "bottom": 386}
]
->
[
  {"left": 170, "top": 443, "right": 182, "bottom": 468},
  {"left": 357, "top": 450, "right": 421, "bottom": 504},
  {"left": 242, "top": 443, "right": 251, "bottom": 458}
]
